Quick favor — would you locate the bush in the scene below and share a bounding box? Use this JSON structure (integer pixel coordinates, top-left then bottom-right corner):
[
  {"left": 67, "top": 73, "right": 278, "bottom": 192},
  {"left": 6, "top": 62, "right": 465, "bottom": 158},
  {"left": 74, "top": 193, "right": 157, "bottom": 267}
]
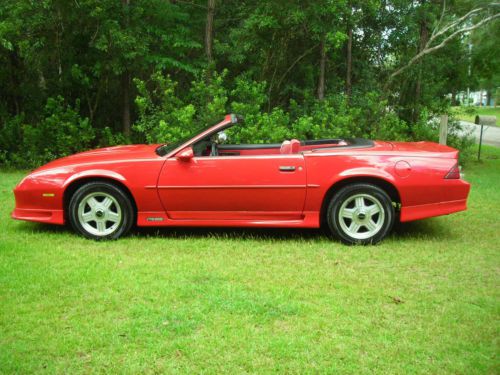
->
[
  {"left": 21, "top": 97, "right": 95, "bottom": 167},
  {"left": 228, "top": 78, "right": 291, "bottom": 143},
  {"left": 189, "top": 70, "right": 228, "bottom": 127},
  {"left": 97, "top": 127, "right": 129, "bottom": 147},
  {"left": 0, "top": 97, "right": 95, "bottom": 168},
  {"left": 444, "top": 118, "right": 475, "bottom": 164},
  {"left": 131, "top": 70, "right": 475, "bottom": 163},
  {"left": 133, "top": 73, "right": 196, "bottom": 144},
  {"left": 0, "top": 114, "right": 24, "bottom": 167}
]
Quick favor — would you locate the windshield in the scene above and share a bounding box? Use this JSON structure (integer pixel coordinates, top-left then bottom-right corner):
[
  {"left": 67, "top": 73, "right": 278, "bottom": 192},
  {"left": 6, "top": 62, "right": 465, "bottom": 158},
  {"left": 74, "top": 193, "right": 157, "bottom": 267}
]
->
[{"left": 155, "top": 122, "right": 221, "bottom": 156}]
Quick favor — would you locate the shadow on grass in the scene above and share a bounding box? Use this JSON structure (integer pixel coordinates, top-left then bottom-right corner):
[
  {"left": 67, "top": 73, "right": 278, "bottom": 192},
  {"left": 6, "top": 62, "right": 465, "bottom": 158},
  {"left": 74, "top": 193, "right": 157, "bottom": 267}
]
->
[
  {"left": 13, "top": 221, "right": 69, "bottom": 234},
  {"left": 392, "top": 219, "right": 451, "bottom": 240},
  {"left": 135, "top": 226, "right": 327, "bottom": 241},
  {"left": 13, "top": 217, "right": 452, "bottom": 243}
]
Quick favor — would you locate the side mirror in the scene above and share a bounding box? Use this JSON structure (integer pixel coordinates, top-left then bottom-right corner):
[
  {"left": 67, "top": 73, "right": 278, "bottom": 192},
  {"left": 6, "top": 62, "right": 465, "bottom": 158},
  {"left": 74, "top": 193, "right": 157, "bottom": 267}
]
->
[{"left": 176, "top": 146, "right": 194, "bottom": 162}]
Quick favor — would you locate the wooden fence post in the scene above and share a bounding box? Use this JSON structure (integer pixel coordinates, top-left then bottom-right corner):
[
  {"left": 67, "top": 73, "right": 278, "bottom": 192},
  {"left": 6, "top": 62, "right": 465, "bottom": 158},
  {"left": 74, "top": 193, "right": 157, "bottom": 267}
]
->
[{"left": 439, "top": 115, "right": 448, "bottom": 145}]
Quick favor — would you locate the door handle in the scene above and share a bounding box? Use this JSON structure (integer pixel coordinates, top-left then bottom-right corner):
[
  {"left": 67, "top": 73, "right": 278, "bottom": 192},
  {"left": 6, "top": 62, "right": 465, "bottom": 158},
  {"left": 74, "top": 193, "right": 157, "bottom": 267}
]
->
[{"left": 279, "top": 166, "right": 296, "bottom": 172}]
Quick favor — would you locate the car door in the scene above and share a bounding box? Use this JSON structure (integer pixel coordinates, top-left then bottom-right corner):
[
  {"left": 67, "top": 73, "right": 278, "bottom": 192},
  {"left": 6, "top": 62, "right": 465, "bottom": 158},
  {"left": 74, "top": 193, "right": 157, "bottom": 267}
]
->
[{"left": 157, "top": 153, "right": 306, "bottom": 220}]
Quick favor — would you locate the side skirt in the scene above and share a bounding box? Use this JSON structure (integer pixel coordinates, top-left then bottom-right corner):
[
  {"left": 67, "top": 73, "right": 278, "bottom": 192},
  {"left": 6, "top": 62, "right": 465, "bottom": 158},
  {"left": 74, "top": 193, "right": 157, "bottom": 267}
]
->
[{"left": 137, "top": 211, "right": 320, "bottom": 228}]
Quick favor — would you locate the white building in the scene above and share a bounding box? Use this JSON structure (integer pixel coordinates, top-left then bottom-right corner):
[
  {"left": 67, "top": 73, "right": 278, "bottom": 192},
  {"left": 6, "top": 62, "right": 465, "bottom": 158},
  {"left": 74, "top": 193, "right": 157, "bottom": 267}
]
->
[{"left": 457, "top": 90, "right": 496, "bottom": 106}]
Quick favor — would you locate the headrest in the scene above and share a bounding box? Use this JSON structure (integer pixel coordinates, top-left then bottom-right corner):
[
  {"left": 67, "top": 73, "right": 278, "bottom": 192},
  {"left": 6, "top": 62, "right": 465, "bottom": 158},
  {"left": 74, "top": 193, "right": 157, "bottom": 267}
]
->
[
  {"left": 290, "top": 139, "right": 300, "bottom": 153},
  {"left": 280, "top": 140, "right": 292, "bottom": 154}
]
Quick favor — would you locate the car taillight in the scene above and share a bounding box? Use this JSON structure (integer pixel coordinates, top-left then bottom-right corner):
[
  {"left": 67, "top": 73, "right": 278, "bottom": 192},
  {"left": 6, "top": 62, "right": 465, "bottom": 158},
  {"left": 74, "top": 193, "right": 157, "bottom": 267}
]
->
[{"left": 445, "top": 163, "right": 460, "bottom": 179}]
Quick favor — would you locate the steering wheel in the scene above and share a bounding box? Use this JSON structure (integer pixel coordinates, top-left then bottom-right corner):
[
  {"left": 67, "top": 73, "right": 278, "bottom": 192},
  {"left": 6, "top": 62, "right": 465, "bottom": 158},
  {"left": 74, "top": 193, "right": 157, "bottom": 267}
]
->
[{"left": 210, "top": 142, "right": 218, "bottom": 156}]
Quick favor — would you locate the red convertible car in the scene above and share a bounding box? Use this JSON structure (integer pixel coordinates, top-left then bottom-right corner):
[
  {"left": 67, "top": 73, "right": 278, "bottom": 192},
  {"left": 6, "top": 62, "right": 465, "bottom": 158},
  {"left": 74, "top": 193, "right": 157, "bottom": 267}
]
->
[{"left": 12, "top": 114, "right": 470, "bottom": 244}]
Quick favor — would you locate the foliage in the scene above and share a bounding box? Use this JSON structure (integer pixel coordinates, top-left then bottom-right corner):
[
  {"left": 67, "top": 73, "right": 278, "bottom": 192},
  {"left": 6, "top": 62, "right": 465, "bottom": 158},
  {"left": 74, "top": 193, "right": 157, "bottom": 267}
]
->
[
  {"left": 132, "top": 72, "right": 415, "bottom": 148},
  {"left": 97, "top": 127, "right": 129, "bottom": 148},
  {"left": 469, "top": 19, "right": 499, "bottom": 98},
  {"left": 0, "top": 115, "right": 24, "bottom": 166},
  {"left": 133, "top": 73, "right": 196, "bottom": 144},
  {"left": 0, "top": 0, "right": 497, "bottom": 167},
  {"left": 25, "top": 97, "right": 94, "bottom": 163},
  {"left": 1, "top": 97, "right": 96, "bottom": 168},
  {"left": 189, "top": 70, "right": 229, "bottom": 127}
]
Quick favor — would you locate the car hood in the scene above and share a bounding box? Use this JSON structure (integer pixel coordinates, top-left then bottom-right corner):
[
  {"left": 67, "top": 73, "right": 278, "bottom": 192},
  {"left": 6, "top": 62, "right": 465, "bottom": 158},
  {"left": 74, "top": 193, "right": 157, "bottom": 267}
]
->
[{"left": 34, "top": 144, "right": 163, "bottom": 172}]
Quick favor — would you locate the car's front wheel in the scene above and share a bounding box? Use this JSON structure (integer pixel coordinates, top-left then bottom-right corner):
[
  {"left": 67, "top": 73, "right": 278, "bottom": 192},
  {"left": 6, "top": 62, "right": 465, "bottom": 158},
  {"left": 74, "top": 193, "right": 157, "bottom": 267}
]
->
[
  {"left": 68, "top": 181, "right": 134, "bottom": 240},
  {"left": 326, "top": 183, "right": 395, "bottom": 245}
]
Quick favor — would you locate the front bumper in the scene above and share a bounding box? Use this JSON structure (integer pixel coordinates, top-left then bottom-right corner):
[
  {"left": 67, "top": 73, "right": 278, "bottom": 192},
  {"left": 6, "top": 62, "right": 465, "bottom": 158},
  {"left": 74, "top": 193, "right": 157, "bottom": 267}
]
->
[
  {"left": 11, "top": 207, "right": 65, "bottom": 225},
  {"left": 12, "top": 176, "right": 65, "bottom": 225}
]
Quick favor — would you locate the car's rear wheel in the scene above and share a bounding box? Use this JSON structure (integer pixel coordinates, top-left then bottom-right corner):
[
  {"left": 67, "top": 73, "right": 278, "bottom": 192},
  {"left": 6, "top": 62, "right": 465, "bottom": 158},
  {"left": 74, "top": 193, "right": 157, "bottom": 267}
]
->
[
  {"left": 326, "top": 183, "right": 395, "bottom": 245},
  {"left": 68, "top": 182, "right": 134, "bottom": 240}
]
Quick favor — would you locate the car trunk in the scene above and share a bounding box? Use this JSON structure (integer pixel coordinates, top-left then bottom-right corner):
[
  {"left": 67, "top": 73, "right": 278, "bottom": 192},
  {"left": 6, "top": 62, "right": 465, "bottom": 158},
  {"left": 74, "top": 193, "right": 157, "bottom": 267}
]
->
[{"left": 389, "top": 141, "right": 459, "bottom": 159}]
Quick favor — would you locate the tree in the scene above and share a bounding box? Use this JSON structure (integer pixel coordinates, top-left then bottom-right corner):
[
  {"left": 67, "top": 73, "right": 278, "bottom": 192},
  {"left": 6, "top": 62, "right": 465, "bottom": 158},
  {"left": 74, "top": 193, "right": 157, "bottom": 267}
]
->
[
  {"left": 386, "top": 1, "right": 500, "bottom": 86},
  {"left": 0, "top": 0, "right": 498, "bottom": 169},
  {"left": 469, "top": 19, "right": 500, "bottom": 105}
]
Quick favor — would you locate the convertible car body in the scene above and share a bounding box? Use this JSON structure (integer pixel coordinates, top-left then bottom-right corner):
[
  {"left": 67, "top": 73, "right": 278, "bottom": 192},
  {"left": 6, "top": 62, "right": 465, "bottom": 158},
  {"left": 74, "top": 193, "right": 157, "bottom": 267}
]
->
[{"left": 12, "top": 114, "right": 470, "bottom": 244}]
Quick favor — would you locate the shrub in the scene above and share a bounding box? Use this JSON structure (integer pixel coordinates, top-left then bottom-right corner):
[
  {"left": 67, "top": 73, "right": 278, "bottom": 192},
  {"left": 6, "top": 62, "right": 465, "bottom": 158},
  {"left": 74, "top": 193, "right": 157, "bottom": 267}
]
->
[
  {"left": 445, "top": 118, "right": 475, "bottom": 164},
  {"left": 0, "top": 114, "right": 24, "bottom": 167},
  {"left": 188, "top": 70, "right": 228, "bottom": 127},
  {"left": 20, "top": 97, "right": 95, "bottom": 167},
  {"left": 97, "top": 127, "right": 129, "bottom": 147},
  {"left": 133, "top": 73, "right": 196, "bottom": 143},
  {"left": 0, "top": 97, "right": 95, "bottom": 168},
  {"left": 229, "top": 78, "right": 291, "bottom": 143},
  {"left": 131, "top": 70, "right": 475, "bottom": 163}
]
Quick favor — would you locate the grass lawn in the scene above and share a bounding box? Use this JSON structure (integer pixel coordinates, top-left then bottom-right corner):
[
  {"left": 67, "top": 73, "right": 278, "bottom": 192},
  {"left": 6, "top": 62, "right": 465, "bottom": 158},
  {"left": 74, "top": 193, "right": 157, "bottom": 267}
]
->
[
  {"left": 452, "top": 106, "right": 500, "bottom": 125},
  {"left": 1, "top": 147, "right": 499, "bottom": 374}
]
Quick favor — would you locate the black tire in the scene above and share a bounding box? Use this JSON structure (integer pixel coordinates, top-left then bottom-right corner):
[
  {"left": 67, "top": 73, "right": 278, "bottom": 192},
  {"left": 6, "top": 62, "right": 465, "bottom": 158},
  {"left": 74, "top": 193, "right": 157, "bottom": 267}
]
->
[
  {"left": 68, "top": 181, "right": 134, "bottom": 240},
  {"left": 326, "top": 183, "right": 395, "bottom": 245}
]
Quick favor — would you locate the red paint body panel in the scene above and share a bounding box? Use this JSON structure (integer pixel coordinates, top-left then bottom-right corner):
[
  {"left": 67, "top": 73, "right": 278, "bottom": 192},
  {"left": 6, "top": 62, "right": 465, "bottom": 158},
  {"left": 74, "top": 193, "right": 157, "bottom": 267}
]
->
[
  {"left": 157, "top": 155, "right": 306, "bottom": 220},
  {"left": 12, "top": 115, "right": 470, "bottom": 230}
]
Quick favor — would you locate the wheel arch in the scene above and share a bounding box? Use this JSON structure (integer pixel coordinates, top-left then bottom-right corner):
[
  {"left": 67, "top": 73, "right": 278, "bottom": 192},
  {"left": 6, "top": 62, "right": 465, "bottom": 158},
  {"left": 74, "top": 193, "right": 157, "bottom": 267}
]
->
[
  {"left": 63, "top": 176, "right": 138, "bottom": 222},
  {"left": 320, "top": 176, "right": 401, "bottom": 226}
]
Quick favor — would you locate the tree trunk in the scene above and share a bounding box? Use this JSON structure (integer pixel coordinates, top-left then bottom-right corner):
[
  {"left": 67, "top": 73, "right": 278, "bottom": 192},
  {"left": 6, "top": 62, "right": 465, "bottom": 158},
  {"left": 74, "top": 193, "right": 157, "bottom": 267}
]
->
[
  {"left": 412, "top": 18, "right": 429, "bottom": 123},
  {"left": 205, "top": 0, "right": 215, "bottom": 65},
  {"left": 317, "top": 36, "right": 326, "bottom": 100},
  {"left": 345, "top": 27, "right": 353, "bottom": 100},
  {"left": 56, "top": 8, "right": 63, "bottom": 84},
  {"left": 121, "top": 0, "right": 131, "bottom": 136},
  {"left": 122, "top": 71, "right": 131, "bottom": 137},
  {"left": 9, "top": 49, "right": 21, "bottom": 115}
]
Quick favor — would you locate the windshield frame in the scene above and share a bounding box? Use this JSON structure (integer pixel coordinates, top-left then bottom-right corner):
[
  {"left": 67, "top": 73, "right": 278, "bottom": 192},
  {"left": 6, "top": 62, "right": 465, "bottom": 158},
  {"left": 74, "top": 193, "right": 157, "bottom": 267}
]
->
[
  {"left": 155, "top": 123, "right": 216, "bottom": 156},
  {"left": 155, "top": 115, "right": 238, "bottom": 157}
]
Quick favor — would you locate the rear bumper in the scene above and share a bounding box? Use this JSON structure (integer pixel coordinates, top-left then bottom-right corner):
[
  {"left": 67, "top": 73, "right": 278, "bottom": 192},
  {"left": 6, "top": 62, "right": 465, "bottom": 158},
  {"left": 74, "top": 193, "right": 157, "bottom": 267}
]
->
[
  {"left": 400, "top": 178, "right": 470, "bottom": 222},
  {"left": 400, "top": 199, "right": 468, "bottom": 222},
  {"left": 11, "top": 208, "right": 65, "bottom": 225}
]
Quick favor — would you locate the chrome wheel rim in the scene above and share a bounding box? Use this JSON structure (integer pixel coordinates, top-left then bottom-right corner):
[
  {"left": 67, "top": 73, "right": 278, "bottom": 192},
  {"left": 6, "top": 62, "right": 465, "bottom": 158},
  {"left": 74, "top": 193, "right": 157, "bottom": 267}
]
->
[
  {"left": 77, "top": 192, "right": 122, "bottom": 236},
  {"left": 338, "top": 193, "right": 385, "bottom": 240}
]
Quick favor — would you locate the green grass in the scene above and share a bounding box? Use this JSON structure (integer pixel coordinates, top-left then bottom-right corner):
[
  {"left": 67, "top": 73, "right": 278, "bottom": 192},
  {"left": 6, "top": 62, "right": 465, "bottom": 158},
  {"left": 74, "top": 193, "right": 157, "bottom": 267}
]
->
[
  {"left": 452, "top": 106, "right": 500, "bottom": 125},
  {"left": 1, "top": 148, "right": 500, "bottom": 374}
]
